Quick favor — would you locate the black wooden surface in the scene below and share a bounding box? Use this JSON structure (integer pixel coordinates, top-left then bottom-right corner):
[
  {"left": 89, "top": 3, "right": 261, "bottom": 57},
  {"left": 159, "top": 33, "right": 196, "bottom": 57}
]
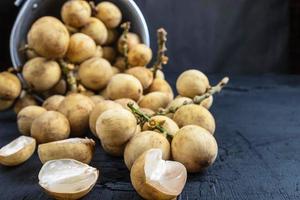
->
[{"left": 0, "top": 75, "right": 300, "bottom": 200}]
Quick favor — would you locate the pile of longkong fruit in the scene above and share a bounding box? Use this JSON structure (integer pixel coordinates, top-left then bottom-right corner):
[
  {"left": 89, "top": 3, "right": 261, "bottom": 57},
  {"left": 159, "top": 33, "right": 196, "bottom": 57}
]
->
[{"left": 0, "top": 0, "right": 229, "bottom": 199}]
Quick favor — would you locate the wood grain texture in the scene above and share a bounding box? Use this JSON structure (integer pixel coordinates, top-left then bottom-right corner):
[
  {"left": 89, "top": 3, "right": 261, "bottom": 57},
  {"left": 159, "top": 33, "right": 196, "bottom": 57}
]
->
[{"left": 0, "top": 75, "right": 299, "bottom": 199}]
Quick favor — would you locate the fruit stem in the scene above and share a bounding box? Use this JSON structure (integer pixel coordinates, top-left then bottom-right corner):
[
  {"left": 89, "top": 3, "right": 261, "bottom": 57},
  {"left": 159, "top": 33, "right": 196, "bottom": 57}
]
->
[
  {"left": 157, "top": 77, "right": 230, "bottom": 115},
  {"left": 120, "top": 22, "right": 131, "bottom": 69},
  {"left": 58, "top": 59, "right": 78, "bottom": 93},
  {"left": 193, "top": 77, "right": 229, "bottom": 104},
  {"left": 127, "top": 103, "right": 173, "bottom": 138},
  {"left": 152, "top": 28, "right": 168, "bottom": 78}
]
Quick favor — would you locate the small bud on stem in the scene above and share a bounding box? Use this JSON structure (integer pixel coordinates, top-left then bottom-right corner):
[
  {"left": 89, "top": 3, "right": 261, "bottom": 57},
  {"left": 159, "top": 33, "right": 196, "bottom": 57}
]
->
[
  {"left": 58, "top": 59, "right": 78, "bottom": 93},
  {"left": 152, "top": 28, "right": 168, "bottom": 78},
  {"left": 127, "top": 103, "right": 173, "bottom": 138}
]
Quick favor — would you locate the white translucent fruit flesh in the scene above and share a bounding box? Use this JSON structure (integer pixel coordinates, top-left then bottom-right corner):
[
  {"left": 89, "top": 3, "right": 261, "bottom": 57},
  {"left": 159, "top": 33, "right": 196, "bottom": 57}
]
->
[
  {"left": 39, "top": 159, "right": 99, "bottom": 199},
  {"left": 0, "top": 136, "right": 36, "bottom": 166},
  {"left": 145, "top": 149, "right": 187, "bottom": 195},
  {"left": 131, "top": 148, "right": 187, "bottom": 200}
]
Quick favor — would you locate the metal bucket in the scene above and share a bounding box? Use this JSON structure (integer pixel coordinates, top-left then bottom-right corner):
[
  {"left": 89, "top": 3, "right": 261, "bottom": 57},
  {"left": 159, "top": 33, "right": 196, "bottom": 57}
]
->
[{"left": 10, "top": 0, "right": 150, "bottom": 69}]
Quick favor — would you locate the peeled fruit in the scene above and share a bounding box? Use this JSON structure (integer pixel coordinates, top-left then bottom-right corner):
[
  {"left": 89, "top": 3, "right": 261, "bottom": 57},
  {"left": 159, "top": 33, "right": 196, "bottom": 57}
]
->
[
  {"left": 176, "top": 69, "right": 210, "bottom": 98},
  {"left": 95, "top": 1, "right": 122, "bottom": 28},
  {"left": 81, "top": 17, "right": 108, "bottom": 45},
  {"left": 128, "top": 44, "right": 152, "bottom": 67},
  {"left": 105, "top": 29, "right": 119, "bottom": 45},
  {"left": 96, "top": 108, "right": 137, "bottom": 148},
  {"left": 138, "top": 92, "right": 170, "bottom": 112},
  {"left": 107, "top": 74, "right": 143, "bottom": 101},
  {"left": 38, "top": 138, "right": 95, "bottom": 164},
  {"left": 0, "top": 99, "right": 14, "bottom": 111},
  {"left": 31, "top": 111, "right": 70, "bottom": 144},
  {"left": 39, "top": 159, "right": 99, "bottom": 200},
  {"left": 118, "top": 32, "right": 140, "bottom": 53},
  {"left": 58, "top": 93, "right": 95, "bottom": 137},
  {"left": 61, "top": 0, "right": 91, "bottom": 28},
  {"left": 78, "top": 57, "right": 113, "bottom": 91},
  {"left": 14, "top": 94, "right": 37, "bottom": 114},
  {"left": 131, "top": 149, "right": 187, "bottom": 200},
  {"left": 115, "top": 98, "right": 139, "bottom": 111},
  {"left": 124, "top": 131, "right": 170, "bottom": 170},
  {"left": 173, "top": 104, "right": 216, "bottom": 134},
  {"left": 66, "top": 33, "right": 97, "bottom": 63},
  {"left": 143, "top": 115, "right": 179, "bottom": 138},
  {"left": 126, "top": 67, "right": 153, "bottom": 89},
  {"left": 27, "top": 16, "right": 69, "bottom": 58},
  {"left": 17, "top": 106, "right": 47, "bottom": 136},
  {"left": 22, "top": 57, "right": 61, "bottom": 92},
  {"left": 148, "top": 78, "right": 174, "bottom": 100},
  {"left": 102, "top": 46, "right": 117, "bottom": 63},
  {"left": 171, "top": 125, "right": 218, "bottom": 173},
  {"left": 42, "top": 95, "right": 65, "bottom": 111},
  {"left": 89, "top": 100, "right": 122, "bottom": 136},
  {"left": 200, "top": 95, "right": 213, "bottom": 109},
  {"left": 0, "top": 72, "right": 21, "bottom": 100},
  {"left": 0, "top": 136, "right": 36, "bottom": 166}
]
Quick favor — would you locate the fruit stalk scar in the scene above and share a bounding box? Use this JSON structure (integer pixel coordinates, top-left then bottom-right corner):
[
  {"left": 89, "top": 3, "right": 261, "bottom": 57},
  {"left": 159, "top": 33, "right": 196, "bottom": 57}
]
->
[
  {"left": 152, "top": 28, "right": 168, "bottom": 78},
  {"left": 127, "top": 103, "right": 173, "bottom": 138},
  {"left": 58, "top": 59, "right": 78, "bottom": 93},
  {"left": 120, "top": 21, "right": 131, "bottom": 69},
  {"left": 158, "top": 77, "right": 230, "bottom": 115}
]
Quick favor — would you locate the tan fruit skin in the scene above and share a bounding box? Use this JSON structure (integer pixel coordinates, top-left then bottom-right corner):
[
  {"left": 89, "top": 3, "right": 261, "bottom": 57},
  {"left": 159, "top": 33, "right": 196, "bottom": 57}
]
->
[
  {"left": 31, "top": 111, "right": 70, "bottom": 144},
  {"left": 17, "top": 106, "right": 47, "bottom": 136},
  {"left": 173, "top": 104, "right": 216, "bottom": 134},
  {"left": 131, "top": 151, "right": 177, "bottom": 200},
  {"left": 42, "top": 170, "right": 99, "bottom": 200},
  {"left": 14, "top": 95, "right": 37, "bottom": 114},
  {"left": 126, "top": 67, "right": 154, "bottom": 89},
  {"left": 114, "top": 56, "right": 126, "bottom": 71},
  {"left": 27, "top": 16, "right": 69, "bottom": 58},
  {"left": 171, "top": 125, "right": 218, "bottom": 173},
  {"left": 176, "top": 69, "right": 210, "bottom": 98},
  {"left": 0, "top": 72, "right": 21, "bottom": 100},
  {"left": 138, "top": 92, "right": 171, "bottom": 112},
  {"left": 142, "top": 115, "right": 179, "bottom": 138},
  {"left": 95, "top": 2, "right": 122, "bottom": 28},
  {"left": 78, "top": 57, "right": 113, "bottom": 91},
  {"left": 81, "top": 17, "right": 108, "bottom": 45},
  {"left": 0, "top": 139, "right": 36, "bottom": 166},
  {"left": 89, "top": 100, "right": 123, "bottom": 136},
  {"left": 58, "top": 94, "right": 95, "bottom": 137},
  {"left": 166, "top": 97, "right": 193, "bottom": 118},
  {"left": 128, "top": 44, "right": 153, "bottom": 67},
  {"left": 104, "top": 29, "right": 119, "bottom": 45},
  {"left": 42, "top": 95, "right": 65, "bottom": 111},
  {"left": 96, "top": 109, "right": 137, "bottom": 146},
  {"left": 38, "top": 138, "right": 95, "bottom": 164},
  {"left": 124, "top": 131, "right": 170, "bottom": 170},
  {"left": 47, "top": 79, "right": 67, "bottom": 96},
  {"left": 0, "top": 99, "right": 14, "bottom": 111},
  {"left": 102, "top": 47, "right": 117, "bottom": 63},
  {"left": 89, "top": 95, "right": 105, "bottom": 105},
  {"left": 140, "top": 108, "right": 155, "bottom": 117},
  {"left": 61, "top": 0, "right": 91, "bottom": 28},
  {"left": 23, "top": 57, "right": 61, "bottom": 92},
  {"left": 101, "top": 141, "right": 126, "bottom": 157},
  {"left": 107, "top": 74, "right": 143, "bottom": 101},
  {"left": 66, "top": 33, "right": 97, "bottom": 63},
  {"left": 147, "top": 78, "right": 174, "bottom": 101},
  {"left": 118, "top": 32, "right": 140, "bottom": 53},
  {"left": 200, "top": 95, "right": 213, "bottom": 109}
]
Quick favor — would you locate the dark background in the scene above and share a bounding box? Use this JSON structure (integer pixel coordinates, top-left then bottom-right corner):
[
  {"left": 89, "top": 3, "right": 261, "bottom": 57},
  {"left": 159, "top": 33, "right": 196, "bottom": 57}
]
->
[{"left": 0, "top": 0, "right": 298, "bottom": 75}]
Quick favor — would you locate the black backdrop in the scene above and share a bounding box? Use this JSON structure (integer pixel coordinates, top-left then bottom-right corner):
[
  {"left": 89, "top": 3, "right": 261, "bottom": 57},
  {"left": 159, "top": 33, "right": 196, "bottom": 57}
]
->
[{"left": 0, "top": 0, "right": 290, "bottom": 75}]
